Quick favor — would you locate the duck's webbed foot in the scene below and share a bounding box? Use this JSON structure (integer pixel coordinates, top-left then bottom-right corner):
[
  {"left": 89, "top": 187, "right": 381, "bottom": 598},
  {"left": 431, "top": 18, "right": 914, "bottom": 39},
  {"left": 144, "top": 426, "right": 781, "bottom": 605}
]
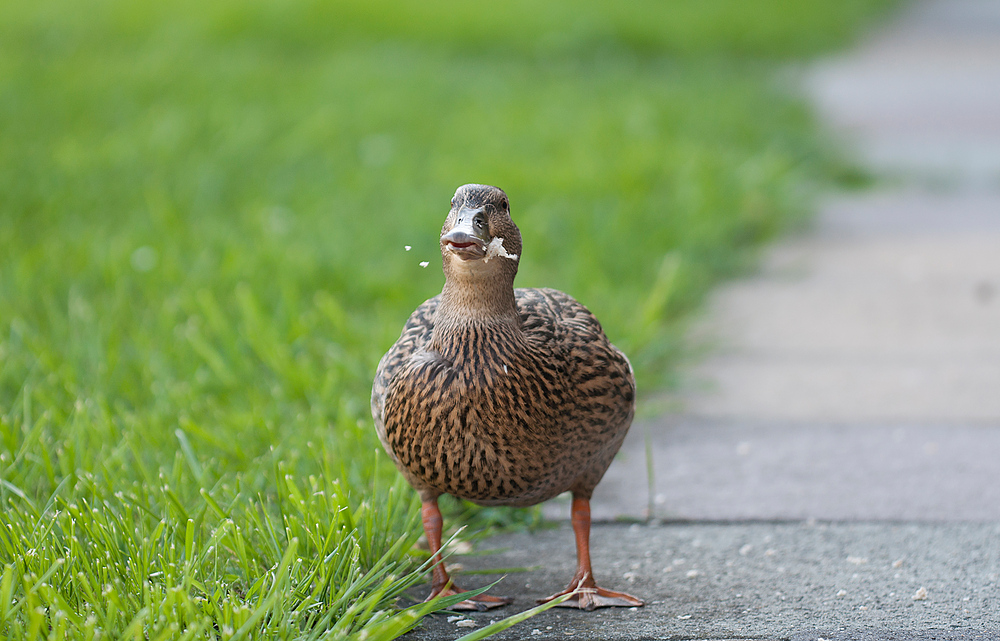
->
[
  {"left": 420, "top": 498, "right": 512, "bottom": 611},
  {"left": 427, "top": 583, "right": 513, "bottom": 611},
  {"left": 537, "top": 495, "right": 645, "bottom": 611},
  {"left": 537, "top": 572, "right": 644, "bottom": 611}
]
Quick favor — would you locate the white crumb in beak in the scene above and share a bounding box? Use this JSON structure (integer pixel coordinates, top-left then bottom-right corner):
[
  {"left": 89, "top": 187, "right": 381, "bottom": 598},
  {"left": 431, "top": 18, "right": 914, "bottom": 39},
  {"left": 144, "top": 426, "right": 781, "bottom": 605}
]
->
[
  {"left": 419, "top": 261, "right": 429, "bottom": 268},
  {"left": 405, "top": 245, "right": 412, "bottom": 251},
  {"left": 483, "top": 237, "right": 518, "bottom": 263}
]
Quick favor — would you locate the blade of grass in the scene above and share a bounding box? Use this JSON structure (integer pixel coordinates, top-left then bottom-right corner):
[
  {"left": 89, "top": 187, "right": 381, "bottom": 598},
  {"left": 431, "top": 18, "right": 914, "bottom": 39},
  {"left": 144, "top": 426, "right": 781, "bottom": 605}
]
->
[{"left": 453, "top": 591, "right": 576, "bottom": 641}]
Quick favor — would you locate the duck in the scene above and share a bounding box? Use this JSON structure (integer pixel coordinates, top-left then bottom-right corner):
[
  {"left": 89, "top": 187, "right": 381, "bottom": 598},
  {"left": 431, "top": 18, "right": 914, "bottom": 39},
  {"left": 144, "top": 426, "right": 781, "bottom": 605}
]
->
[{"left": 371, "top": 184, "right": 643, "bottom": 611}]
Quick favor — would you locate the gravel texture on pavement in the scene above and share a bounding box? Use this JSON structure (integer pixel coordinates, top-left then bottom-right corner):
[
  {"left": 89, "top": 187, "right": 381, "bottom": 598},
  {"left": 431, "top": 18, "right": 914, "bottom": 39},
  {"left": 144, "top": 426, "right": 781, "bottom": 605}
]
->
[{"left": 405, "top": 522, "right": 1000, "bottom": 640}]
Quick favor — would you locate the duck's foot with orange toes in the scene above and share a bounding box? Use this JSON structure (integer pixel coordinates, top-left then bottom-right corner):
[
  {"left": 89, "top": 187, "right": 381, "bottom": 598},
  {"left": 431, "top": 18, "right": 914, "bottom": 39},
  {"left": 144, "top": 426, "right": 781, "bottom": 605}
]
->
[
  {"left": 538, "top": 494, "right": 644, "bottom": 611},
  {"left": 426, "top": 581, "right": 513, "bottom": 612},
  {"left": 420, "top": 498, "right": 513, "bottom": 611},
  {"left": 538, "top": 571, "right": 644, "bottom": 611}
]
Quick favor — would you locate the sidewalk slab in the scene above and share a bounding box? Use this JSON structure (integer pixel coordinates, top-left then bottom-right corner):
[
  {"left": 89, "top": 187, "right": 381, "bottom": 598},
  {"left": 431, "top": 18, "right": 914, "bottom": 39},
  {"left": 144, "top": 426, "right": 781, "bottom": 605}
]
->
[
  {"left": 679, "top": 192, "right": 1000, "bottom": 423},
  {"left": 806, "top": 0, "right": 1000, "bottom": 183},
  {"left": 580, "top": 420, "right": 1000, "bottom": 523},
  {"left": 406, "top": 522, "right": 1000, "bottom": 640}
]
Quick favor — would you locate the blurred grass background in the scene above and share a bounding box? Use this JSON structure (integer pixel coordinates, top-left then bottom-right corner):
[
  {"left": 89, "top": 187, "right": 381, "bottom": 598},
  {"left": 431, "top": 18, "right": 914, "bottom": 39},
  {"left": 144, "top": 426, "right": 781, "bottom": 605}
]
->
[{"left": 1, "top": 0, "right": 898, "bottom": 638}]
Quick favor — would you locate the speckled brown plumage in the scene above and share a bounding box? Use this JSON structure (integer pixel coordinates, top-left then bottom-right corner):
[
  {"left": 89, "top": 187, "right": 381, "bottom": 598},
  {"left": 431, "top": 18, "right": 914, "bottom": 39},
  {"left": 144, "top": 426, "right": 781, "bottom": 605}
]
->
[
  {"left": 371, "top": 184, "right": 642, "bottom": 611},
  {"left": 374, "top": 287, "right": 634, "bottom": 505}
]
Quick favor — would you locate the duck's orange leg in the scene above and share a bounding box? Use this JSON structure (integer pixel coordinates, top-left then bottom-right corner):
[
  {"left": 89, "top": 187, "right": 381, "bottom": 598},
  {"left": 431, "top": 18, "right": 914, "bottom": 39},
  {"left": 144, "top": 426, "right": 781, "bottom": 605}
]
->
[
  {"left": 538, "top": 494, "right": 644, "bottom": 611},
  {"left": 421, "top": 498, "right": 512, "bottom": 611}
]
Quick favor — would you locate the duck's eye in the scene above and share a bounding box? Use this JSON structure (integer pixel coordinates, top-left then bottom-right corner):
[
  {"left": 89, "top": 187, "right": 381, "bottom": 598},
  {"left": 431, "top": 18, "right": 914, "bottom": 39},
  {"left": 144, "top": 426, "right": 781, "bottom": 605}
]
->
[
  {"left": 450, "top": 198, "right": 457, "bottom": 208},
  {"left": 499, "top": 198, "right": 508, "bottom": 211}
]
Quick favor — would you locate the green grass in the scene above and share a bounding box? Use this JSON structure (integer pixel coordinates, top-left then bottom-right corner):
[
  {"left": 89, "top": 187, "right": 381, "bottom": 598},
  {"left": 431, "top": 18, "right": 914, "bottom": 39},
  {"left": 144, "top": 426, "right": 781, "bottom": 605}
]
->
[{"left": 0, "top": 0, "right": 899, "bottom": 638}]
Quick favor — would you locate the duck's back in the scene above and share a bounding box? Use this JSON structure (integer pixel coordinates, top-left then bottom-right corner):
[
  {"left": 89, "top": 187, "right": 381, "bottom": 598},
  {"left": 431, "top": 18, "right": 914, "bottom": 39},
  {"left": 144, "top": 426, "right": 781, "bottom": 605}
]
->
[{"left": 372, "top": 287, "right": 635, "bottom": 506}]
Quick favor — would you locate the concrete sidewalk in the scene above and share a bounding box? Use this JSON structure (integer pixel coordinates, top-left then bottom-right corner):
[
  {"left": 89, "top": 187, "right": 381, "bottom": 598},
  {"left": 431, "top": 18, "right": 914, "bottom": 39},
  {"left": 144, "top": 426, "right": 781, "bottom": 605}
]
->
[
  {"left": 408, "top": 522, "right": 999, "bottom": 640},
  {"left": 593, "top": 0, "right": 1000, "bottom": 525},
  {"left": 408, "top": 0, "right": 1000, "bottom": 638}
]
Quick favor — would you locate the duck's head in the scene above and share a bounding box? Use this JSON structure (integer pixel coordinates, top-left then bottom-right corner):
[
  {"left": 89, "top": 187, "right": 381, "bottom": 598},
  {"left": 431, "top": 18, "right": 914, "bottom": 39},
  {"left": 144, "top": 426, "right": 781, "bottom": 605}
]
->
[{"left": 440, "top": 184, "right": 522, "bottom": 283}]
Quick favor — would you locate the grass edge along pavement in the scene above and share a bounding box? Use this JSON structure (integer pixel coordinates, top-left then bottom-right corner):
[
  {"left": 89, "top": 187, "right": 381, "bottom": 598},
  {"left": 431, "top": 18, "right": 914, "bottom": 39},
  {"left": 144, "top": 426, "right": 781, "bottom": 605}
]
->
[{"left": 0, "top": 0, "right": 901, "bottom": 638}]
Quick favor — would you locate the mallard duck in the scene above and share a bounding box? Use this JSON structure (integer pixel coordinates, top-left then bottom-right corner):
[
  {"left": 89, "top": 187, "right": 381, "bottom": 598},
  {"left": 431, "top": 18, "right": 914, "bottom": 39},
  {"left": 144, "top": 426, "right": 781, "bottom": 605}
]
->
[{"left": 371, "top": 184, "right": 642, "bottom": 611}]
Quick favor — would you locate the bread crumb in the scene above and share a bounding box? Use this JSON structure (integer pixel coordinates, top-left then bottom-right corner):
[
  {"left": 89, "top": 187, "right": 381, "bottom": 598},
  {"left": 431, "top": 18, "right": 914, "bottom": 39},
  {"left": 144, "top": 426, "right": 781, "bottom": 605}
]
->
[
  {"left": 404, "top": 245, "right": 412, "bottom": 251},
  {"left": 913, "top": 587, "right": 928, "bottom": 601},
  {"left": 456, "top": 619, "right": 476, "bottom": 628},
  {"left": 483, "top": 237, "right": 518, "bottom": 263},
  {"left": 419, "top": 261, "right": 429, "bottom": 268}
]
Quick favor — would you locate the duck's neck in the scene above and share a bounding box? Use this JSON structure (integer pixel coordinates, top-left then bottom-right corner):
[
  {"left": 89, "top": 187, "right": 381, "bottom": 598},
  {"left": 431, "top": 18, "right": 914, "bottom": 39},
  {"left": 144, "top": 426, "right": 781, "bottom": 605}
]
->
[{"left": 431, "top": 276, "right": 520, "bottom": 351}]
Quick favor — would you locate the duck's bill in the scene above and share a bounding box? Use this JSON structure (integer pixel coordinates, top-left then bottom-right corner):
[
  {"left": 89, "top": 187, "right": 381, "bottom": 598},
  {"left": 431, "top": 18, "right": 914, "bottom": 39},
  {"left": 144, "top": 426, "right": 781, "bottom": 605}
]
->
[{"left": 441, "top": 225, "right": 487, "bottom": 260}]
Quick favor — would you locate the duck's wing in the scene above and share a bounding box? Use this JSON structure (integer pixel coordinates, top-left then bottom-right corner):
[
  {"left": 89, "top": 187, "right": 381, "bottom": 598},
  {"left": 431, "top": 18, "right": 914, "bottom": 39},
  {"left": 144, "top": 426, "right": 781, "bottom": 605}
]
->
[
  {"left": 516, "top": 285, "right": 617, "bottom": 350},
  {"left": 516, "top": 287, "right": 636, "bottom": 494},
  {"left": 371, "top": 295, "right": 440, "bottom": 439},
  {"left": 516, "top": 286, "right": 634, "bottom": 400}
]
